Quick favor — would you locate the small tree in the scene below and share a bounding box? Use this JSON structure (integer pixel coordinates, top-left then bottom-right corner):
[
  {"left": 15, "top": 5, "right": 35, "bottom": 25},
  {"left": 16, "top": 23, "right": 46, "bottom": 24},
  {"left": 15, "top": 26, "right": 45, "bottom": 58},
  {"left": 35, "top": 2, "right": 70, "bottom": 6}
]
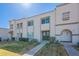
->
[{"left": 50, "top": 37, "right": 56, "bottom": 43}]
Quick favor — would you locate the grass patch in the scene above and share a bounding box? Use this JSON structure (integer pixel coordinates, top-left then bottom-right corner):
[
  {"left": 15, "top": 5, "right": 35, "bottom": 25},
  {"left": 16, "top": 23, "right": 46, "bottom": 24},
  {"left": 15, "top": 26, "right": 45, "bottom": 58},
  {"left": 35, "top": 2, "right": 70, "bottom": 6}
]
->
[
  {"left": 0, "top": 40, "right": 38, "bottom": 55},
  {"left": 35, "top": 43, "right": 68, "bottom": 56}
]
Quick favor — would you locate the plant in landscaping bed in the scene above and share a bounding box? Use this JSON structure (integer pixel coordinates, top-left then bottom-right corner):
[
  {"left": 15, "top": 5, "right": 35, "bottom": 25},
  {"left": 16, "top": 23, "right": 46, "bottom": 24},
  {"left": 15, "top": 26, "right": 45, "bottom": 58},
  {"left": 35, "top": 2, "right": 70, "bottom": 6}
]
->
[
  {"left": 73, "top": 42, "right": 79, "bottom": 51},
  {"left": 28, "top": 39, "right": 39, "bottom": 45},
  {"left": 12, "top": 37, "right": 15, "bottom": 41},
  {"left": 35, "top": 43, "right": 68, "bottom": 56},
  {"left": 49, "top": 37, "right": 60, "bottom": 44},
  {"left": 19, "top": 38, "right": 29, "bottom": 42},
  {"left": 77, "top": 42, "right": 79, "bottom": 47},
  {"left": 43, "top": 36, "right": 50, "bottom": 40},
  {"left": 0, "top": 40, "right": 38, "bottom": 55},
  {"left": 0, "top": 37, "right": 2, "bottom": 42},
  {"left": 6, "top": 38, "right": 9, "bottom": 42}
]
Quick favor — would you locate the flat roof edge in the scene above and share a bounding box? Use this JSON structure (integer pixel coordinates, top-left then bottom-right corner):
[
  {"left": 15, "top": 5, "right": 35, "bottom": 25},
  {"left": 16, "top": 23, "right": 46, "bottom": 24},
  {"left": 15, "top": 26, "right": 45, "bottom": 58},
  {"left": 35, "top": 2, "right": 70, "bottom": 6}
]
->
[
  {"left": 56, "top": 3, "right": 70, "bottom": 7},
  {"left": 10, "top": 9, "right": 55, "bottom": 21}
]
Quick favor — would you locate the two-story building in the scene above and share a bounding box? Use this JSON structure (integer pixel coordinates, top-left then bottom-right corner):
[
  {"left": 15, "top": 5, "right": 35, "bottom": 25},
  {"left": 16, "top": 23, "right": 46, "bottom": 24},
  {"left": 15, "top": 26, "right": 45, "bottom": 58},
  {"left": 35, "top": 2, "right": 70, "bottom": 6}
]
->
[{"left": 9, "top": 3, "right": 79, "bottom": 44}]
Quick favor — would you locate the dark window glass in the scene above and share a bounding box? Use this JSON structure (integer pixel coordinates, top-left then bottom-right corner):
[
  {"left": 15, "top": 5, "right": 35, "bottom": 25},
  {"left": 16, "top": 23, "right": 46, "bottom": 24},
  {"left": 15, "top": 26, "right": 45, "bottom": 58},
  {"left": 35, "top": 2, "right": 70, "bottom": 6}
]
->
[
  {"left": 41, "top": 19, "right": 45, "bottom": 24},
  {"left": 20, "top": 23, "right": 23, "bottom": 28},
  {"left": 17, "top": 24, "right": 19, "bottom": 28},
  {"left": 63, "top": 12, "right": 70, "bottom": 20},
  {"left": 10, "top": 24, "right": 13, "bottom": 29},
  {"left": 41, "top": 16, "right": 50, "bottom": 24},
  {"left": 28, "top": 20, "right": 33, "bottom": 26}
]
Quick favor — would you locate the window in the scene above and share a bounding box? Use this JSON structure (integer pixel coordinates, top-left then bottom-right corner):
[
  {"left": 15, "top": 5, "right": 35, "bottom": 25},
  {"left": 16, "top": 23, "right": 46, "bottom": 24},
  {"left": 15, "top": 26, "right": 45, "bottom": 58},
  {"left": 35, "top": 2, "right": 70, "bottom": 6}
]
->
[
  {"left": 63, "top": 12, "right": 70, "bottom": 20},
  {"left": 41, "top": 16, "right": 50, "bottom": 24},
  {"left": 20, "top": 23, "right": 23, "bottom": 29},
  {"left": 17, "top": 24, "right": 19, "bottom": 29},
  {"left": 17, "top": 23, "right": 23, "bottom": 29},
  {"left": 10, "top": 31, "right": 13, "bottom": 37},
  {"left": 27, "top": 32, "right": 33, "bottom": 39},
  {"left": 10, "top": 24, "right": 13, "bottom": 29},
  {"left": 28, "top": 20, "right": 33, "bottom": 26}
]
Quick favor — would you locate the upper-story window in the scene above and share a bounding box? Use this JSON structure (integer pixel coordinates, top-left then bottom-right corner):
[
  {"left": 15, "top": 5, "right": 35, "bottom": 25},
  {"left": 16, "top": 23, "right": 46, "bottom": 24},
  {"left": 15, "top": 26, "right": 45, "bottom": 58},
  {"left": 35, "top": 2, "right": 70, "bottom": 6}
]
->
[
  {"left": 28, "top": 20, "right": 33, "bottom": 26},
  {"left": 20, "top": 23, "right": 23, "bottom": 28},
  {"left": 17, "top": 24, "right": 19, "bottom": 29},
  {"left": 10, "top": 24, "right": 13, "bottom": 29},
  {"left": 41, "top": 16, "right": 50, "bottom": 24},
  {"left": 62, "top": 12, "right": 70, "bottom": 20},
  {"left": 17, "top": 23, "right": 23, "bottom": 29}
]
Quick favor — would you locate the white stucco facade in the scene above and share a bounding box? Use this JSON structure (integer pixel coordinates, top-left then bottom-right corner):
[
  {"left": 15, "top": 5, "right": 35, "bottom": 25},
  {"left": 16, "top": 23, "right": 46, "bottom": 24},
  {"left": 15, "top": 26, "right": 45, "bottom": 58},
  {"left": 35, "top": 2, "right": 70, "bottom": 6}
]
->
[{"left": 9, "top": 3, "right": 79, "bottom": 44}]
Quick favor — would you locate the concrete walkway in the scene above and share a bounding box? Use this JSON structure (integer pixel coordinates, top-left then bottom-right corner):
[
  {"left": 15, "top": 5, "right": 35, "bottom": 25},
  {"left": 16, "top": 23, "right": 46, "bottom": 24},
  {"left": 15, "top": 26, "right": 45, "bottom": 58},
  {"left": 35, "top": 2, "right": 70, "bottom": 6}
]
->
[
  {"left": 63, "top": 43, "right": 79, "bottom": 56},
  {"left": 23, "top": 41, "right": 48, "bottom": 56}
]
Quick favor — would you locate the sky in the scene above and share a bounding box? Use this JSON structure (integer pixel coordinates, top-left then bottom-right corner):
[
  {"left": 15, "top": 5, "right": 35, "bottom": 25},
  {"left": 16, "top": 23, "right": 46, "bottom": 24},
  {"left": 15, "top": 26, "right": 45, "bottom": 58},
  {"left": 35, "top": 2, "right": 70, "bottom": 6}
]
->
[{"left": 0, "top": 3, "right": 58, "bottom": 28}]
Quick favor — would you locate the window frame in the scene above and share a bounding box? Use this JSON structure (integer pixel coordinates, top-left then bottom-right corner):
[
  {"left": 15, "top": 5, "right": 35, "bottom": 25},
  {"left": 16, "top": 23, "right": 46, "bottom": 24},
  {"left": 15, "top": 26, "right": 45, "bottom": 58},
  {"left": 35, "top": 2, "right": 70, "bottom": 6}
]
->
[
  {"left": 41, "top": 16, "right": 50, "bottom": 24},
  {"left": 62, "top": 12, "right": 70, "bottom": 21},
  {"left": 28, "top": 20, "right": 33, "bottom": 26}
]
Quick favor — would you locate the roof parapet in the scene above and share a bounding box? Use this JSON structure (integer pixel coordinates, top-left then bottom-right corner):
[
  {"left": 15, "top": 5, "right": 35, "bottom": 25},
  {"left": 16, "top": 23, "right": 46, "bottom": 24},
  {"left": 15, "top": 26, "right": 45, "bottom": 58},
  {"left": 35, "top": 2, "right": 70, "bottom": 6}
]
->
[{"left": 56, "top": 3, "right": 69, "bottom": 7}]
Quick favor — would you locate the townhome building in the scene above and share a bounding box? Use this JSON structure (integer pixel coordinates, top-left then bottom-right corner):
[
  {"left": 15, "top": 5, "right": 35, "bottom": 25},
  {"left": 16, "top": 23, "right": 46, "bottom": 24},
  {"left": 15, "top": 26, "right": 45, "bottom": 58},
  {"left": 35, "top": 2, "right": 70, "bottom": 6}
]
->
[{"left": 9, "top": 3, "right": 79, "bottom": 44}]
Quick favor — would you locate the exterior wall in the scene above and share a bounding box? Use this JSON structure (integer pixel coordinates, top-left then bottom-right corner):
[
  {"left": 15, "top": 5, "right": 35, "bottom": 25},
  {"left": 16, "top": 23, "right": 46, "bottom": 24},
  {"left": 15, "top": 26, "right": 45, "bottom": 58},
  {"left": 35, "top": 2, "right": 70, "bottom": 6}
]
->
[
  {"left": 41, "top": 24, "right": 49, "bottom": 31},
  {"left": 33, "top": 11, "right": 56, "bottom": 42},
  {"left": 56, "top": 24, "right": 79, "bottom": 44},
  {"left": 22, "top": 19, "right": 28, "bottom": 38},
  {"left": 33, "top": 16, "right": 41, "bottom": 42},
  {"left": 9, "top": 3, "right": 79, "bottom": 44},
  {"left": 27, "top": 18, "right": 34, "bottom": 41},
  {"left": 50, "top": 10, "right": 56, "bottom": 37},
  {"left": 9, "top": 11, "right": 55, "bottom": 42},
  {"left": 56, "top": 4, "right": 79, "bottom": 24},
  {"left": 56, "top": 3, "right": 79, "bottom": 44},
  {"left": 0, "top": 28, "right": 10, "bottom": 41}
]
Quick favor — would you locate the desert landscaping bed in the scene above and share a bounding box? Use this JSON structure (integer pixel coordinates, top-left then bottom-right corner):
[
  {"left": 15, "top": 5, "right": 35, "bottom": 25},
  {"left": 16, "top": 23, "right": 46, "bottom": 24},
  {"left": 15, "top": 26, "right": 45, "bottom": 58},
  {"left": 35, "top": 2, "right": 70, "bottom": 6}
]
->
[
  {"left": 35, "top": 43, "right": 68, "bottom": 56},
  {"left": 0, "top": 40, "right": 38, "bottom": 56}
]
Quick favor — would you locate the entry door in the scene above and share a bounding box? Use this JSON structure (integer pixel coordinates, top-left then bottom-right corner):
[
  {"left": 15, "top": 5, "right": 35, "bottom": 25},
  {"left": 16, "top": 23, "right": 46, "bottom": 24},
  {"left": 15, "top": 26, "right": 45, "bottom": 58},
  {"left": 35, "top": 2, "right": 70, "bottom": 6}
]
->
[
  {"left": 62, "top": 31, "right": 72, "bottom": 42},
  {"left": 42, "top": 31, "right": 50, "bottom": 40}
]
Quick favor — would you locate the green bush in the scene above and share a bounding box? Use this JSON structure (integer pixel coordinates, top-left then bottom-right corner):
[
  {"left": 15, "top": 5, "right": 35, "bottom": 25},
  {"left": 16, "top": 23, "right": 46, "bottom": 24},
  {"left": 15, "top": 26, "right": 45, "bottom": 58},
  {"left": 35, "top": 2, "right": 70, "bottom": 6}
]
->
[
  {"left": 19, "top": 38, "right": 29, "bottom": 42},
  {"left": 43, "top": 36, "right": 50, "bottom": 40},
  {"left": 0, "top": 37, "right": 2, "bottom": 42},
  {"left": 50, "top": 37, "right": 56, "bottom": 43},
  {"left": 55, "top": 40, "right": 60, "bottom": 44},
  {"left": 50, "top": 37, "right": 60, "bottom": 44},
  {"left": 12, "top": 37, "right": 15, "bottom": 41},
  {"left": 77, "top": 42, "right": 79, "bottom": 47},
  {"left": 6, "top": 38, "right": 9, "bottom": 42},
  {"left": 28, "top": 39, "right": 38, "bottom": 44}
]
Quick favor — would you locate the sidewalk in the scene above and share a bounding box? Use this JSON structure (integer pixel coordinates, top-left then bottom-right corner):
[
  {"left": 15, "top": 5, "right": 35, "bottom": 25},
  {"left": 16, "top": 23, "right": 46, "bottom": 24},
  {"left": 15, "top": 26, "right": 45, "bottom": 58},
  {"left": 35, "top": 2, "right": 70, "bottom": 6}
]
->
[
  {"left": 64, "top": 44, "right": 79, "bottom": 56},
  {"left": 23, "top": 41, "right": 48, "bottom": 56}
]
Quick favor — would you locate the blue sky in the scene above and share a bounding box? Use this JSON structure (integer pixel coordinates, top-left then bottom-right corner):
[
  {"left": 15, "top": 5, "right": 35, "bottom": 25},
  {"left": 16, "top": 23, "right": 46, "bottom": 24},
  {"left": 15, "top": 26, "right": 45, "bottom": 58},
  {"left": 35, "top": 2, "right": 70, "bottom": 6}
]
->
[{"left": 0, "top": 3, "right": 58, "bottom": 28}]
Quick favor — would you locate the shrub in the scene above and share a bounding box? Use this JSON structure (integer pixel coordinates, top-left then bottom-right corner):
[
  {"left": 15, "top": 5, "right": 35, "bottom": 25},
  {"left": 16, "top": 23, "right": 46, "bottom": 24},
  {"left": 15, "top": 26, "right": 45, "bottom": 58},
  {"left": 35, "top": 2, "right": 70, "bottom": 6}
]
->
[
  {"left": 77, "top": 42, "right": 79, "bottom": 47},
  {"left": 6, "top": 38, "right": 9, "bottom": 42},
  {"left": 55, "top": 40, "right": 60, "bottom": 44},
  {"left": 50, "top": 37, "right": 60, "bottom": 44},
  {"left": 12, "top": 37, "right": 15, "bottom": 41},
  {"left": 28, "top": 39, "right": 38, "bottom": 44},
  {"left": 32, "top": 39, "right": 38, "bottom": 42},
  {"left": 50, "top": 37, "right": 56, "bottom": 43},
  {"left": 0, "top": 37, "right": 1, "bottom": 42},
  {"left": 43, "top": 36, "right": 50, "bottom": 40},
  {"left": 19, "top": 38, "right": 29, "bottom": 42}
]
